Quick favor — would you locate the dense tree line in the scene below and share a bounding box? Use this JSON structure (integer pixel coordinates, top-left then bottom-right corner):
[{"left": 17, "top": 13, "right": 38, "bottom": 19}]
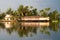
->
[{"left": 0, "top": 5, "right": 60, "bottom": 22}]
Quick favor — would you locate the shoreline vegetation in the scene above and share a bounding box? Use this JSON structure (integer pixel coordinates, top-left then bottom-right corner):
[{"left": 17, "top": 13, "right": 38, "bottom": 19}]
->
[
  {"left": 0, "top": 5, "right": 60, "bottom": 36},
  {"left": 0, "top": 5, "right": 60, "bottom": 22}
]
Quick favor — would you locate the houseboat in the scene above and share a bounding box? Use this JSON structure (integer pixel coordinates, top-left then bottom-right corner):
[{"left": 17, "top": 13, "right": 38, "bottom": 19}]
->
[
  {"left": 4, "top": 14, "right": 16, "bottom": 22},
  {"left": 20, "top": 16, "right": 49, "bottom": 22}
]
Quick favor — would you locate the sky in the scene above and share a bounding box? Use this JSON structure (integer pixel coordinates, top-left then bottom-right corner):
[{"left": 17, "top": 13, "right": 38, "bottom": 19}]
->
[{"left": 0, "top": 0, "right": 60, "bottom": 12}]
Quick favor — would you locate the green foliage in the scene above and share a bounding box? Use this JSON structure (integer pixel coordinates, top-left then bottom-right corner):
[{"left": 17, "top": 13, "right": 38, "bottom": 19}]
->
[
  {"left": 6, "top": 8, "right": 13, "bottom": 15},
  {"left": 39, "top": 8, "right": 50, "bottom": 17},
  {"left": 17, "top": 5, "right": 29, "bottom": 16},
  {"left": 31, "top": 8, "right": 38, "bottom": 16},
  {"left": 0, "top": 5, "right": 60, "bottom": 21},
  {"left": 49, "top": 10, "right": 59, "bottom": 21},
  {"left": 49, "top": 22, "right": 59, "bottom": 32},
  {"left": 17, "top": 5, "right": 38, "bottom": 16},
  {"left": 0, "top": 13, "right": 5, "bottom": 20}
]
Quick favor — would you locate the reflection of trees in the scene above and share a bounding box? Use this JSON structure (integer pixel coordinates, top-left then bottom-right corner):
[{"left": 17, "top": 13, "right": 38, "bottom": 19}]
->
[
  {"left": 40, "top": 22, "right": 59, "bottom": 35},
  {"left": 0, "top": 22, "right": 37, "bottom": 37},
  {"left": 49, "top": 22, "right": 59, "bottom": 32},
  {"left": 5, "top": 22, "right": 17, "bottom": 35},
  {"left": 6, "top": 28, "right": 13, "bottom": 35},
  {"left": 40, "top": 26, "right": 50, "bottom": 35},
  {"left": 0, "top": 22, "right": 59, "bottom": 37},
  {"left": 0, "top": 22, "right": 5, "bottom": 29},
  {"left": 17, "top": 27, "right": 28, "bottom": 37},
  {"left": 17, "top": 23, "right": 37, "bottom": 37},
  {"left": 13, "top": 22, "right": 37, "bottom": 37}
]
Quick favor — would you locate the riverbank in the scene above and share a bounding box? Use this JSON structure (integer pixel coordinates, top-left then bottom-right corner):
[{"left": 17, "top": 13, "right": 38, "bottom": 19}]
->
[{"left": 0, "top": 20, "right": 16, "bottom": 22}]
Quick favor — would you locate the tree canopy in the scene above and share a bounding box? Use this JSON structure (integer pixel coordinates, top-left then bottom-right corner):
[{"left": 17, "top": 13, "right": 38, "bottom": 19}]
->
[{"left": 0, "top": 5, "right": 60, "bottom": 21}]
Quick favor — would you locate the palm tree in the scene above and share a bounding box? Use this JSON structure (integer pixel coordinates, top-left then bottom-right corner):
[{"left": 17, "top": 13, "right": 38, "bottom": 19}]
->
[
  {"left": 0, "top": 13, "right": 5, "bottom": 20},
  {"left": 31, "top": 8, "right": 38, "bottom": 16},
  {"left": 39, "top": 8, "right": 50, "bottom": 17},
  {"left": 17, "top": 5, "right": 30, "bottom": 16},
  {"left": 6, "top": 8, "right": 13, "bottom": 15},
  {"left": 49, "top": 10, "right": 59, "bottom": 22}
]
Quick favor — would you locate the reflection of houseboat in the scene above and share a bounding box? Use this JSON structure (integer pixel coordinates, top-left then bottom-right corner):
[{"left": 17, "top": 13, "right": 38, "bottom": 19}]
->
[
  {"left": 21, "top": 22, "right": 49, "bottom": 27},
  {"left": 21, "top": 16, "right": 49, "bottom": 22},
  {"left": 4, "top": 22, "right": 12, "bottom": 28}
]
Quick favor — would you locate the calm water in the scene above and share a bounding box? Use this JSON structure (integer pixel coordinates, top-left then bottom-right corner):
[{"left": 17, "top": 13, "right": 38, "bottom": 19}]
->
[{"left": 0, "top": 22, "right": 60, "bottom": 40}]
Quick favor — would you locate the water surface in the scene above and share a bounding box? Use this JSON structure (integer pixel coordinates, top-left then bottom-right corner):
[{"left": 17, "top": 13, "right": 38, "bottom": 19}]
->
[{"left": 0, "top": 22, "right": 60, "bottom": 40}]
